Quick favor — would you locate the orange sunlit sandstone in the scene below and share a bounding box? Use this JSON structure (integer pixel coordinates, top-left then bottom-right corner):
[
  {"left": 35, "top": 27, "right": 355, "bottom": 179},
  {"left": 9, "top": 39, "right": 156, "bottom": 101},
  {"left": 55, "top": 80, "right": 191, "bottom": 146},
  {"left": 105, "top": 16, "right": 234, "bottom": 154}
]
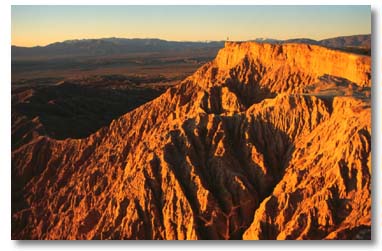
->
[
  {"left": 12, "top": 42, "right": 370, "bottom": 240},
  {"left": 199, "top": 42, "right": 370, "bottom": 89}
]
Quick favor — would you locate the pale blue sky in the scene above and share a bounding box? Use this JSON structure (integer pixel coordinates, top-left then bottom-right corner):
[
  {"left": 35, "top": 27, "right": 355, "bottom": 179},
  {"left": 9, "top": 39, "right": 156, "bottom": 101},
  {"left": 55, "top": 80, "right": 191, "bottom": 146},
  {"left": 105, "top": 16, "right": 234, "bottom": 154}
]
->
[{"left": 12, "top": 5, "right": 371, "bottom": 47}]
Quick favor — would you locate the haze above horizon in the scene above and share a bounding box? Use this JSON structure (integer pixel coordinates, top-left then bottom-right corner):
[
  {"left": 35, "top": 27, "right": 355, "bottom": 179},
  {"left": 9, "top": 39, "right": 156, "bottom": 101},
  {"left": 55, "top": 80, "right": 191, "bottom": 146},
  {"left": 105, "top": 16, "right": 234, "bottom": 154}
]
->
[{"left": 12, "top": 5, "right": 371, "bottom": 47}]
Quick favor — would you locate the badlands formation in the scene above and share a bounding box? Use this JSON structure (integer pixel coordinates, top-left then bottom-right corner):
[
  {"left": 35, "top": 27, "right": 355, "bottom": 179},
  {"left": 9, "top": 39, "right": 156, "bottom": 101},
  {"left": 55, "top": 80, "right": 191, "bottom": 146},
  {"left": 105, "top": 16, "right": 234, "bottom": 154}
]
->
[{"left": 12, "top": 42, "right": 371, "bottom": 240}]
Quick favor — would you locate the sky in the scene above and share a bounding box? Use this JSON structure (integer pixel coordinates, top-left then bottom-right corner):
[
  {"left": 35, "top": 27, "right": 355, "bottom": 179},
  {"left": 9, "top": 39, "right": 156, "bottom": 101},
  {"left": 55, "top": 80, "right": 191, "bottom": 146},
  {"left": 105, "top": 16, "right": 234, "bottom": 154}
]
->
[{"left": 11, "top": 5, "right": 371, "bottom": 47}]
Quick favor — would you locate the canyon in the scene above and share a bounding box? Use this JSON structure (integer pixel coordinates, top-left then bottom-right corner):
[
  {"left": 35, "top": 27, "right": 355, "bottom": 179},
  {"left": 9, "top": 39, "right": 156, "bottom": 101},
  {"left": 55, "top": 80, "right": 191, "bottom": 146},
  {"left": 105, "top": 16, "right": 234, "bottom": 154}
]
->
[{"left": 11, "top": 41, "right": 371, "bottom": 240}]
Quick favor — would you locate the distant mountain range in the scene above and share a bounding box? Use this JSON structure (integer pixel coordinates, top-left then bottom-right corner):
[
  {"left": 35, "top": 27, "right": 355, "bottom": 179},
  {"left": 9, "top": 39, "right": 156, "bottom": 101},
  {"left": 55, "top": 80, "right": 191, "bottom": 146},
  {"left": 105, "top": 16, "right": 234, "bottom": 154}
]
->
[
  {"left": 252, "top": 34, "right": 371, "bottom": 50},
  {"left": 11, "top": 38, "right": 225, "bottom": 59},
  {"left": 12, "top": 34, "right": 370, "bottom": 60}
]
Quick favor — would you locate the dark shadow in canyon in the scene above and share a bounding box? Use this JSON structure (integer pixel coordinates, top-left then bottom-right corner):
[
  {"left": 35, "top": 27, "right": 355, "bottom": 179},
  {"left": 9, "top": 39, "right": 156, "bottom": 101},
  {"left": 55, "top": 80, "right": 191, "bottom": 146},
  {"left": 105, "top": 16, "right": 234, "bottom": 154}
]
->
[{"left": 162, "top": 115, "right": 294, "bottom": 240}]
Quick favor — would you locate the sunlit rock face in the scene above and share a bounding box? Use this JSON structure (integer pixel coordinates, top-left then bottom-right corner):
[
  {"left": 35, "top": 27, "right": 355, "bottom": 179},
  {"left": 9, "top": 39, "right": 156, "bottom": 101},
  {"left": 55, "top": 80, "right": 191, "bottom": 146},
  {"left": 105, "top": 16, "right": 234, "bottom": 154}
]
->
[{"left": 12, "top": 42, "right": 371, "bottom": 240}]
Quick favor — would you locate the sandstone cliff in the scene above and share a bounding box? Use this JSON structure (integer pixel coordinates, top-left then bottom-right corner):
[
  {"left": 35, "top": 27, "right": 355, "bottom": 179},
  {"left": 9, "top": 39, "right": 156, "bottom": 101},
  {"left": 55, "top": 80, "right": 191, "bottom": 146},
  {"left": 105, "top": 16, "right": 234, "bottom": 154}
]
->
[{"left": 11, "top": 42, "right": 371, "bottom": 240}]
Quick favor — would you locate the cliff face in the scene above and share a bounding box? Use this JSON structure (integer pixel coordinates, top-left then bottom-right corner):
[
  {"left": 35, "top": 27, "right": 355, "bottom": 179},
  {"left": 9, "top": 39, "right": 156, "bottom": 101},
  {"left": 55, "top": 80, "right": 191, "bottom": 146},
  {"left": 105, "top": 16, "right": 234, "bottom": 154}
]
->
[
  {"left": 243, "top": 97, "right": 371, "bottom": 240},
  {"left": 194, "top": 42, "right": 370, "bottom": 89},
  {"left": 11, "top": 42, "right": 371, "bottom": 240}
]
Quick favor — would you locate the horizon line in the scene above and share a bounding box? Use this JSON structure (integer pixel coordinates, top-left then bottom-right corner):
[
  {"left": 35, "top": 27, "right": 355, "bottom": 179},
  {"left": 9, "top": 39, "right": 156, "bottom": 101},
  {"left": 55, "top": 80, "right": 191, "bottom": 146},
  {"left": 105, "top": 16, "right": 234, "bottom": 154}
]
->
[{"left": 11, "top": 33, "right": 371, "bottom": 48}]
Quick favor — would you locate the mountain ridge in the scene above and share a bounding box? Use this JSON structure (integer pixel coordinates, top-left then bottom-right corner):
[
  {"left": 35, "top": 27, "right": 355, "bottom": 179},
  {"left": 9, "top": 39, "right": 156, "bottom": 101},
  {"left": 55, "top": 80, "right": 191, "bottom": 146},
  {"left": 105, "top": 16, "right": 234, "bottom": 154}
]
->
[
  {"left": 11, "top": 38, "right": 225, "bottom": 59},
  {"left": 12, "top": 34, "right": 371, "bottom": 59},
  {"left": 252, "top": 34, "right": 371, "bottom": 48}
]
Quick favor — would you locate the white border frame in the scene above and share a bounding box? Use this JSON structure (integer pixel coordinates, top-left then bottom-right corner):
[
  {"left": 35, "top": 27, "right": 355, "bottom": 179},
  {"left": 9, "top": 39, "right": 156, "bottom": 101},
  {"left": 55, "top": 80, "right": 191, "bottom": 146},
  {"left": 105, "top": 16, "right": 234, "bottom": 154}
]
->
[{"left": 1, "top": 1, "right": 380, "bottom": 250}]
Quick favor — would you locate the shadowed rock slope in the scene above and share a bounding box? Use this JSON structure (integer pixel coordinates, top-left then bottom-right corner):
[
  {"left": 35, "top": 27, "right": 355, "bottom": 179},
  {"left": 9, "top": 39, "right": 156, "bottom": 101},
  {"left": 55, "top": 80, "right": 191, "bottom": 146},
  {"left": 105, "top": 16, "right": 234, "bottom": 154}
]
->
[{"left": 11, "top": 42, "right": 371, "bottom": 240}]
